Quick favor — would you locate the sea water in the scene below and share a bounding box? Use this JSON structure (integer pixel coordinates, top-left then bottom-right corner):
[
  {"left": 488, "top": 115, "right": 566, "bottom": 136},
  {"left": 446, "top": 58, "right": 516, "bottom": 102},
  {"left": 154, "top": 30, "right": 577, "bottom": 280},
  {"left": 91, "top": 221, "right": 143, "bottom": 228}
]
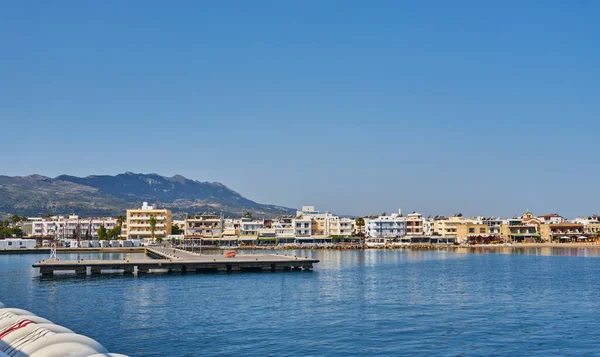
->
[{"left": 1, "top": 248, "right": 600, "bottom": 356}]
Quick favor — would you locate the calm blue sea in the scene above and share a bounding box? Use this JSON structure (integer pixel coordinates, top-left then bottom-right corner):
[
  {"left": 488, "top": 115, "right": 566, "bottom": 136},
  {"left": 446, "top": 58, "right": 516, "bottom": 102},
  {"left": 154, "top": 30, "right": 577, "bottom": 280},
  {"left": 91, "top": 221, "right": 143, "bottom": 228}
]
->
[{"left": 2, "top": 248, "right": 600, "bottom": 356}]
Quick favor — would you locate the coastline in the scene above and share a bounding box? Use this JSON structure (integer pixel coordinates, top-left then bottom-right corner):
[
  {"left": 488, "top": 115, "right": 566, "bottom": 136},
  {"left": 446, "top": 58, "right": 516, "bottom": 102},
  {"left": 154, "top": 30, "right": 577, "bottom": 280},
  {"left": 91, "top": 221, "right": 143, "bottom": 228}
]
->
[
  {"left": 3, "top": 242, "right": 600, "bottom": 255},
  {"left": 226, "top": 242, "right": 600, "bottom": 250}
]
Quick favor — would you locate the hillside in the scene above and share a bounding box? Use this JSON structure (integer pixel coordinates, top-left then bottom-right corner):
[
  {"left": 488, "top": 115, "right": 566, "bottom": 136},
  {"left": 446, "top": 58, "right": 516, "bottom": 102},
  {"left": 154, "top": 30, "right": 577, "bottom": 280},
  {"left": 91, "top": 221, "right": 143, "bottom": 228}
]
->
[{"left": 0, "top": 173, "right": 294, "bottom": 218}]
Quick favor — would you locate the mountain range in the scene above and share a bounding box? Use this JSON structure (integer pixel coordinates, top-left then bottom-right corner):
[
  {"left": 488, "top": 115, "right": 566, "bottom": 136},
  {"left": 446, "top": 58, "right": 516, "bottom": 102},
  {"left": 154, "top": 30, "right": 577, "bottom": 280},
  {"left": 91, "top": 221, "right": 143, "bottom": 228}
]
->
[{"left": 0, "top": 173, "right": 295, "bottom": 218}]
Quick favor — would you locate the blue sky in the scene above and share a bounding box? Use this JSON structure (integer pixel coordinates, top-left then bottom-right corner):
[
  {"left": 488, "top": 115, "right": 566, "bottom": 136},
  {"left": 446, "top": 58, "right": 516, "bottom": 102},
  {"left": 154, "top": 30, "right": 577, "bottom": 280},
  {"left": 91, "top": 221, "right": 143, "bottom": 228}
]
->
[{"left": 1, "top": 1, "right": 598, "bottom": 218}]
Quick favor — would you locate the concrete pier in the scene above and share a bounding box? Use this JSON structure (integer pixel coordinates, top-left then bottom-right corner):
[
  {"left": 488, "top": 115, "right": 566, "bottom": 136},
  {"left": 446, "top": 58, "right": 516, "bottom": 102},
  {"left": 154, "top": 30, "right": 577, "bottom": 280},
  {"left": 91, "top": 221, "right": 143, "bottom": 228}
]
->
[{"left": 32, "top": 247, "right": 319, "bottom": 276}]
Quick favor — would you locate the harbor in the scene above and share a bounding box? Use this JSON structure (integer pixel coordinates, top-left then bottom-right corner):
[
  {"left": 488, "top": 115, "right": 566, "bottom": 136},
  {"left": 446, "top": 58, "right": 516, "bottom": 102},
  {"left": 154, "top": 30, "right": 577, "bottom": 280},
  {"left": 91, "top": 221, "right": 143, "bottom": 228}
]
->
[{"left": 32, "top": 247, "right": 319, "bottom": 276}]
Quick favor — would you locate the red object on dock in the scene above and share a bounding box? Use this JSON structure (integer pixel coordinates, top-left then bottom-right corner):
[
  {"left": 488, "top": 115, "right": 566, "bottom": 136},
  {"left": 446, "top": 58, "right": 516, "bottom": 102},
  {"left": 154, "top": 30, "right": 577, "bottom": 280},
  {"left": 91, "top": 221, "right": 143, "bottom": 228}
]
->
[{"left": 225, "top": 251, "right": 236, "bottom": 258}]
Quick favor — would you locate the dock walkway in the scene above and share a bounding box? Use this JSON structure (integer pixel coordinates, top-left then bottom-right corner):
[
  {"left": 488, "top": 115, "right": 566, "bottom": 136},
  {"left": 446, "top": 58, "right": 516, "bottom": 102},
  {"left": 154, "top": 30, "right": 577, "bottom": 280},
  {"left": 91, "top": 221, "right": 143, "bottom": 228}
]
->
[{"left": 32, "top": 247, "right": 318, "bottom": 276}]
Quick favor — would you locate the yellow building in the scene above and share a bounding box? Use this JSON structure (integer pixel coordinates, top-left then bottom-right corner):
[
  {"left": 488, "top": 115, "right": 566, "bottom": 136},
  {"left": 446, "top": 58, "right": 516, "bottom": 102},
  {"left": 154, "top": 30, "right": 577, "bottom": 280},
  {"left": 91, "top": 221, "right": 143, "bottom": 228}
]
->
[
  {"left": 584, "top": 222, "right": 600, "bottom": 238},
  {"left": 456, "top": 222, "right": 492, "bottom": 242},
  {"left": 434, "top": 217, "right": 470, "bottom": 238},
  {"left": 500, "top": 216, "right": 540, "bottom": 242},
  {"left": 185, "top": 215, "right": 221, "bottom": 238},
  {"left": 125, "top": 202, "right": 172, "bottom": 241}
]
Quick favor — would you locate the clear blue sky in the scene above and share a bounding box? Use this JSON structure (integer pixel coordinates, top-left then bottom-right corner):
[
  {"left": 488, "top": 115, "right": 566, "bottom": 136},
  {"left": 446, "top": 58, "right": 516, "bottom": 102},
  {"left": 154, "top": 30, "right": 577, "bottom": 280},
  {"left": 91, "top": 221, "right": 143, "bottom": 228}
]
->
[{"left": 1, "top": 1, "right": 598, "bottom": 218}]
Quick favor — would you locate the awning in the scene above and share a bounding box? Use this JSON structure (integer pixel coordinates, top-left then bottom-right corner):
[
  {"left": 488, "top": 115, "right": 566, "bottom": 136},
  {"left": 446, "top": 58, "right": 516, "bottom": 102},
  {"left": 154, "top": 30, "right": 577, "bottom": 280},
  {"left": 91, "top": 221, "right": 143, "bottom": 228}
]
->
[
  {"left": 560, "top": 236, "right": 571, "bottom": 239},
  {"left": 578, "top": 236, "right": 588, "bottom": 240},
  {"left": 239, "top": 237, "right": 257, "bottom": 241}
]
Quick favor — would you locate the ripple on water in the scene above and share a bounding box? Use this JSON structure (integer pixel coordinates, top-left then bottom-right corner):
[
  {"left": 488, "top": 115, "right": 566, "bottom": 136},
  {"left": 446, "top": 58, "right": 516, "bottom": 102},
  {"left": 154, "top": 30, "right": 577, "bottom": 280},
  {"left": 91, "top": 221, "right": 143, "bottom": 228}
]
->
[{"left": 2, "top": 249, "right": 600, "bottom": 356}]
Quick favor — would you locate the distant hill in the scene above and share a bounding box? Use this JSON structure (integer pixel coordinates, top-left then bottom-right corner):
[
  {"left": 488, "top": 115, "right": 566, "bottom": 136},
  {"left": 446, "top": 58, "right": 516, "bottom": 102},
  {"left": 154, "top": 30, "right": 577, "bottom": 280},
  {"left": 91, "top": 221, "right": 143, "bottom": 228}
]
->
[{"left": 0, "top": 173, "right": 294, "bottom": 218}]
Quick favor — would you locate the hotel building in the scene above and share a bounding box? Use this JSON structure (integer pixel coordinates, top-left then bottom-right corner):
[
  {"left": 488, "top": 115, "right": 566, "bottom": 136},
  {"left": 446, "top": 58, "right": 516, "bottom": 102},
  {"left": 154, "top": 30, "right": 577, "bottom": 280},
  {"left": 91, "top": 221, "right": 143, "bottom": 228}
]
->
[
  {"left": 366, "top": 210, "right": 405, "bottom": 238},
  {"left": 30, "top": 215, "right": 118, "bottom": 239},
  {"left": 185, "top": 214, "right": 222, "bottom": 238},
  {"left": 125, "top": 202, "right": 172, "bottom": 241}
]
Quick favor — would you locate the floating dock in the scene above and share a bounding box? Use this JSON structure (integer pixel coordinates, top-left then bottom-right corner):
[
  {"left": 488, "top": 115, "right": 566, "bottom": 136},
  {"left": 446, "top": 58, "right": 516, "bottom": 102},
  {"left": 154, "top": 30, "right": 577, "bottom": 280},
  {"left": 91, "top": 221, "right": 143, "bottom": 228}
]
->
[{"left": 32, "top": 247, "right": 319, "bottom": 276}]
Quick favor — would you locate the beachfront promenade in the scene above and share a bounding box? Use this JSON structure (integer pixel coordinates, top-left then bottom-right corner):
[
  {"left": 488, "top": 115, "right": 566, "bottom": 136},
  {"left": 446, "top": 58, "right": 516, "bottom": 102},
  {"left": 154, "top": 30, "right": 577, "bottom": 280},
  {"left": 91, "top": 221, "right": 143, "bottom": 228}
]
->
[{"left": 32, "top": 247, "right": 319, "bottom": 276}]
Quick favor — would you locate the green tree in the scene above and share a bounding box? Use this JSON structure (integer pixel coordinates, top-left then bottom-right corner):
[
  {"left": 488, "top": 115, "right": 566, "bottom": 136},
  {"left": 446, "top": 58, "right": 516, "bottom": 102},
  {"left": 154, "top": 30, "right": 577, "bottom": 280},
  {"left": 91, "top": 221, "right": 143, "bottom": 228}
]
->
[
  {"left": 355, "top": 217, "right": 365, "bottom": 232},
  {"left": 172, "top": 224, "right": 182, "bottom": 235},
  {"left": 97, "top": 226, "right": 108, "bottom": 240},
  {"left": 381, "top": 212, "right": 387, "bottom": 217},
  {"left": 116, "top": 215, "right": 125, "bottom": 227},
  {"left": 149, "top": 215, "right": 157, "bottom": 242},
  {"left": 107, "top": 226, "right": 122, "bottom": 240},
  {"left": 243, "top": 212, "right": 253, "bottom": 219}
]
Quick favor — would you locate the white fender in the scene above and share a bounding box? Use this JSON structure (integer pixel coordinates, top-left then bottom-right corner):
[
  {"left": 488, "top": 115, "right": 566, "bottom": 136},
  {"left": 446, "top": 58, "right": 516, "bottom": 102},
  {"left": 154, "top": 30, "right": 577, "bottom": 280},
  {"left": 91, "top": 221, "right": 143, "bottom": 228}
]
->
[
  {"left": 1, "top": 323, "right": 73, "bottom": 352},
  {"left": 14, "top": 334, "right": 108, "bottom": 357},
  {"left": 0, "top": 309, "right": 35, "bottom": 319},
  {"left": 0, "top": 316, "right": 51, "bottom": 332}
]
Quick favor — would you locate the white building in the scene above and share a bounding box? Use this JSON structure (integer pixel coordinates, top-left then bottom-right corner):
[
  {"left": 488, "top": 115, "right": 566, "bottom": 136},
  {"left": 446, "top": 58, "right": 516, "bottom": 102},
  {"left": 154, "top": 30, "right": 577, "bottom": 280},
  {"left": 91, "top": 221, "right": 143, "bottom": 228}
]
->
[
  {"left": 30, "top": 215, "right": 118, "bottom": 239},
  {"left": 366, "top": 210, "right": 405, "bottom": 238},
  {"left": 239, "top": 218, "right": 264, "bottom": 236},
  {"left": 338, "top": 218, "right": 355, "bottom": 237},
  {"left": 537, "top": 213, "right": 565, "bottom": 225},
  {"left": 423, "top": 218, "right": 434, "bottom": 236},
  {"left": 271, "top": 218, "right": 295, "bottom": 239},
  {"left": 294, "top": 217, "right": 312, "bottom": 237},
  {"left": 295, "top": 205, "right": 354, "bottom": 237}
]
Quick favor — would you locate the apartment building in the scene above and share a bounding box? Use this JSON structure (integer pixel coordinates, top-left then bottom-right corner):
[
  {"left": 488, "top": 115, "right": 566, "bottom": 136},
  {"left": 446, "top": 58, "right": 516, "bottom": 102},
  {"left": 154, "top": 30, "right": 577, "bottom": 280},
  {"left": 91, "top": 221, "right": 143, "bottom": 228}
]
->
[
  {"left": 125, "top": 202, "right": 172, "bottom": 241},
  {"left": 30, "top": 215, "right": 118, "bottom": 239},
  {"left": 537, "top": 213, "right": 565, "bottom": 225},
  {"left": 294, "top": 217, "right": 312, "bottom": 237},
  {"left": 539, "top": 222, "right": 586, "bottom": 242},
  {"left": 433, "top": 216, "right": 469, "bottom": 238},
  {"left": 366, "top": 210, "right": 405, "bottom": 238},
  {"left": 405, "top": 212, "right": 424, "bottom": 236},
  {"left": 185, "top": 214, "right": 222, "bottom": 238},
  {"left": 239, "top": 218, "right": 265, "bottom": 236},
  {"left": 500, "top": 212, "right": 540, "bottom": 242}
]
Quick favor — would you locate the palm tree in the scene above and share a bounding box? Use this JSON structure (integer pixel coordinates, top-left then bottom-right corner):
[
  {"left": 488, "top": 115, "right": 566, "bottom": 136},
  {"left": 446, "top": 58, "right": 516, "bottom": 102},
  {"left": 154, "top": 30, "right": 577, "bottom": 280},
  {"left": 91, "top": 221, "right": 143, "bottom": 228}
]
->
[
  {"left": 116, "top": 215, "right": 125, "bottom": 227},
  {"left": 149, "top": 215, "right": 157, "bottom": 243},
  {"left": 355, "top": 217, "right": 366, "bottom": 245}
]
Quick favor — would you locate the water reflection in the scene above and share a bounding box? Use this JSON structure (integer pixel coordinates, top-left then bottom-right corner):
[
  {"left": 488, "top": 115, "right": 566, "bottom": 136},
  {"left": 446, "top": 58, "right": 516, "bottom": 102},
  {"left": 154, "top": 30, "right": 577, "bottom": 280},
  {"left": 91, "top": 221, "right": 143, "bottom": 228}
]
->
[{"left": 454, "top": 246, "right": 600, "bottom": 257}]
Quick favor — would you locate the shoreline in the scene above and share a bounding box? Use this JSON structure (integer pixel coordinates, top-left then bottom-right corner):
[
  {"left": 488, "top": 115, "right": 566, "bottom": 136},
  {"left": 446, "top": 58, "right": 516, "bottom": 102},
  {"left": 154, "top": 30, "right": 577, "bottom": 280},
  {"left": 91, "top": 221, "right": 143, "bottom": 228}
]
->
[{"left": 2, "top": 243, "right": 600, "bottom": 255}]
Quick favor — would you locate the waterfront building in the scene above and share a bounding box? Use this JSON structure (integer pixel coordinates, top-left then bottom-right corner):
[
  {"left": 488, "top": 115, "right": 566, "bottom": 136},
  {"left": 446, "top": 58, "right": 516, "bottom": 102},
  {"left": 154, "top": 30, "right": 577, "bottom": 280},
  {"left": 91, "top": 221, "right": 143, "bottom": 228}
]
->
[
  {"left": 293, "top": 205, "right": 354, "bottom": 237},
  {"left": 539, "top": 222, "right": 586, "bottom": 242},
  {"left": 423, "top": 218, "right": 434, "bottom": 236},
  {"left": 271, "top": 217, "right": 296, "bottom": 242},
  {"left": 239, "top": 218, "right": 264, "bottom": 236},
  {"left": 338, "top": 218, "right": 355, "bottom": 237},
  {"left": 222, "top": 219, "right": 237, "bottom": 237},
  {"left": 366, "top": 210, "right": 405, "bottom": 238},
  {"left": 185, "top": 214, "right": 222, "bottom": 238},
  {"left": 125, "top": 202, "right": 172, "bottom": 241},
  {"left": 572, "top": 217, "right": 600, "bottom": 239},
  {"left": 500, "top": 212, "right": 541, "bottom": 242},
  {"left": 433, "top": 216, "right": 469, "bottom": 238},
  {"left": 405, "top": 212, "right": 424, "bottom": 236},
  {"left": 537, "top": 213, "right": 565, "bottom": 225},
  {"left": 30, "top": 215, "right": 117, "bottom": 240},
  {"left": 294, "top": 217, "right": 312, "bottom": 237},
  {"left": 480, "top": 217, "right": 503, "bottom": 236}
]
